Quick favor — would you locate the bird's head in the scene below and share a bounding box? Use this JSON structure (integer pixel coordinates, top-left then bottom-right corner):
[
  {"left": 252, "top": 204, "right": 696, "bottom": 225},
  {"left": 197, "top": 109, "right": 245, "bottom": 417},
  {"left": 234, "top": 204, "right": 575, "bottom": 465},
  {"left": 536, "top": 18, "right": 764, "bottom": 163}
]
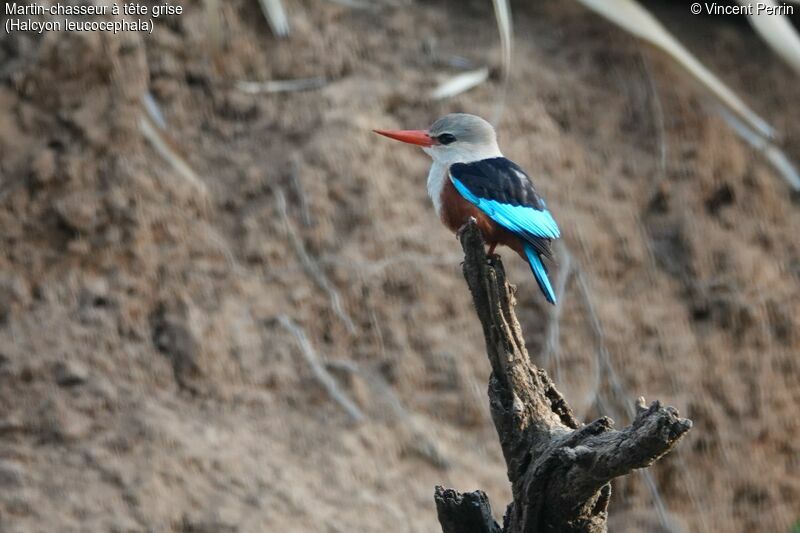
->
[{"left": 374, "top": 113, "right": 502, "bottom": 165}]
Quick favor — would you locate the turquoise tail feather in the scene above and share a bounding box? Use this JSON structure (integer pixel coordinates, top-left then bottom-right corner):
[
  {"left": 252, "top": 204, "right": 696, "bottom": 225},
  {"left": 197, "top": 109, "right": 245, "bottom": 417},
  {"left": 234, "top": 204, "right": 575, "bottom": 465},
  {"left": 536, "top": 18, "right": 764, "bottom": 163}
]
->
[{"left": 524, "top": 243, "right": 556, "bottom": 305}]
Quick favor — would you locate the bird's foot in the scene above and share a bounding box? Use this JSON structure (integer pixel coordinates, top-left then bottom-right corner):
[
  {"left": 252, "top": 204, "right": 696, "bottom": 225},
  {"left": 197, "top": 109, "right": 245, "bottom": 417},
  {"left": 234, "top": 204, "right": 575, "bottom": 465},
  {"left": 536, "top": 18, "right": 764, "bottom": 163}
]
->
[{"left": 485, "top": 243, "right": 503, "bottom": 266}]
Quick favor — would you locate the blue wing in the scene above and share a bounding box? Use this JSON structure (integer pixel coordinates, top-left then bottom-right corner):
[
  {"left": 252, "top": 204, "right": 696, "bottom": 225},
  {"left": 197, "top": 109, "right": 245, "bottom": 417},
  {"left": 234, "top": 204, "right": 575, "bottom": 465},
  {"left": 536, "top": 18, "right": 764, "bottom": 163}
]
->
[
  {"left": 449, "top": 157, "right": 560, "bottom": 242},
  {"left": 451, "top": 178, "right": 560, "bottom": 240},
  {"left": 450, "top": 157, "right": 560, "bottom": 304}
]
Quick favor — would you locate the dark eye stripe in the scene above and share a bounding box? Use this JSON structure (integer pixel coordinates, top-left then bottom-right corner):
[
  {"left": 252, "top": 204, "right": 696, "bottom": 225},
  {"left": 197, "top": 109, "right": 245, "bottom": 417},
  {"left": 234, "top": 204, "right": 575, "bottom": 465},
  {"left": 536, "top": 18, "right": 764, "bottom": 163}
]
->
[{"left": 437, "top": 133, "right": 456, "bottom": 145}]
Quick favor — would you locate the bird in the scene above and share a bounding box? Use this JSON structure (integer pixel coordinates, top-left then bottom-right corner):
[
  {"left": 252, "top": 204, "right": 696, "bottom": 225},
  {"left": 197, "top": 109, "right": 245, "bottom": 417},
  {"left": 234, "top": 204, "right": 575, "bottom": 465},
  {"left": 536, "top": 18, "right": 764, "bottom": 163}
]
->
[{"left": 374, "top": 113, "right": 561, "bottom": 304}]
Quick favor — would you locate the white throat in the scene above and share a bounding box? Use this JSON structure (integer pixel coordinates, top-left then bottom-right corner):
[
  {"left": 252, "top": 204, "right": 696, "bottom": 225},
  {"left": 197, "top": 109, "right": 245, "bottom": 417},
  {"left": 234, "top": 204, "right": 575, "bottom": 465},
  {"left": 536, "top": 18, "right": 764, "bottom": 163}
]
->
[{"left": 423, "top": 142, "right": 503, "bottom": 217}]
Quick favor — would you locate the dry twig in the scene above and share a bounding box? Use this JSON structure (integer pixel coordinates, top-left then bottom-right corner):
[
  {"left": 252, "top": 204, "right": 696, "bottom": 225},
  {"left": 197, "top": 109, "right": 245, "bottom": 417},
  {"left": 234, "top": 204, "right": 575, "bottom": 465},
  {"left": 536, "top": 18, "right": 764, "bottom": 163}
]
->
[
  {"left": 277, "top": 315, "right": 364, "bottom": 422},
  {"left": 288, "top": 158, "right": 313, "bottom": 227},
  {"left": 275, "top": 188, "right": 357, "bottom": 334},
  {"left": 540, "top": 242, "right": 574, "bottom": 375},
  {"left": 139, "top": 114, "right": 208, "bottom": 200}
]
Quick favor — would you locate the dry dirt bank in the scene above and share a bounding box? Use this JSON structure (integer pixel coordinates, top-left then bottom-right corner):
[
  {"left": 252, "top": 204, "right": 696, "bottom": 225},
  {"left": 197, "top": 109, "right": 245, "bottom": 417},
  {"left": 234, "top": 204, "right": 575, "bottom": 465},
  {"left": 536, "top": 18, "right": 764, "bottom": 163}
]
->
[{"left": 0, "top": 1, "right": 798, "bottom": 531}]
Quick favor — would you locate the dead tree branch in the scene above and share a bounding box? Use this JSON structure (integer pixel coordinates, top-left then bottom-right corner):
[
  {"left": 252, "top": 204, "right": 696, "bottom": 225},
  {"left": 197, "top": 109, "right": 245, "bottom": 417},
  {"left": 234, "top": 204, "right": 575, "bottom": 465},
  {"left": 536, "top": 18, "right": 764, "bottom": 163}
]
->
[{"left": 434, "top": 220, "right": 691, "bottom": 533}]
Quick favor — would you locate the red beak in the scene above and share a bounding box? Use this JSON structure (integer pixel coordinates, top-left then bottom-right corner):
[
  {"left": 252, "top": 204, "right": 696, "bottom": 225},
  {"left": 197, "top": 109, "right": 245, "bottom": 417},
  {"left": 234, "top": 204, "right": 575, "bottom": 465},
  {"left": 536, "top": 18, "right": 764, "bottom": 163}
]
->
[{"left": 373, "top": 129, "right": 435, "bottom": 147}]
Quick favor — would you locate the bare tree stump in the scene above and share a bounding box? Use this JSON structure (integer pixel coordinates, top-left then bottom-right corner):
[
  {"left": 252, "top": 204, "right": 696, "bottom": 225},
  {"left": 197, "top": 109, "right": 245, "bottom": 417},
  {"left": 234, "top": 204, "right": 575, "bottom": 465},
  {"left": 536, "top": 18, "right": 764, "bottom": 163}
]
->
[{"left": 435, "top": 220, "right": 692, "bottom": 533}]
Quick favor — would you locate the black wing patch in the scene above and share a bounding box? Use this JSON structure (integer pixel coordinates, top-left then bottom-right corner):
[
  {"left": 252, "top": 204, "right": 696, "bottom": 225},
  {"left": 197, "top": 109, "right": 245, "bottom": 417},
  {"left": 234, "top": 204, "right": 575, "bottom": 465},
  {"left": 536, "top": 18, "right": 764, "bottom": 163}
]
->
[
  {"left": 449, "top": 157, "right": 547, "bottom": 211},
  {"left": 449, "top": 158, "right": 559, "bottom": 261}
]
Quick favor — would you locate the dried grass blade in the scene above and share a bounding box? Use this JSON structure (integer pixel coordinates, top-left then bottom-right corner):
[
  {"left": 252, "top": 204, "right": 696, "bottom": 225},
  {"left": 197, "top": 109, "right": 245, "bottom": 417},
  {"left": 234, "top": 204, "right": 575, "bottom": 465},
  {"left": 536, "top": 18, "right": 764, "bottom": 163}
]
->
[
  {"left": 491, "top": 0, "right": 512, "bottom": 75},
  {"left": 237, "top": 77, "right": 328, "bottom": 94},
  {"left": 325, "top": 0, "right": 373, "bottom": 7},
  {"left": 142, "top": 92, "right": 167, "bottom": 130},
  {"left": 575, "top": 0, "right": 776, "bottom": 140},
  {"left": 430, "top": 67, "right": 490, "bottom": 100},
  {"left": 257, "top": 0, "right": 290, "bottom": 38},
  {"left": 739, "top": 0, "right": 800, "bottom": 74},
  {"left": 715, "top": 104, "right": 800, "bottom": 190},
  {"left": 205, "top": 0, "right": 224, "bottom": 50},
  {"left": 490, "top": 0, "right": 512, "bottom": 124}
]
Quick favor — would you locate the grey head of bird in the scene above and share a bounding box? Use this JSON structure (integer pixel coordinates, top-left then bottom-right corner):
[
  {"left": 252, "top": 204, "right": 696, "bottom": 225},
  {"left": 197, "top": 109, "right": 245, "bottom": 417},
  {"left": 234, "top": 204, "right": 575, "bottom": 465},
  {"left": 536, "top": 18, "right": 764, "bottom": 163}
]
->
[
  {"left": 374, "top": 113, "right": 503, "bottom": 165},
  {"left": 423, "top": 113, "right": 502, "bottom": 164}
]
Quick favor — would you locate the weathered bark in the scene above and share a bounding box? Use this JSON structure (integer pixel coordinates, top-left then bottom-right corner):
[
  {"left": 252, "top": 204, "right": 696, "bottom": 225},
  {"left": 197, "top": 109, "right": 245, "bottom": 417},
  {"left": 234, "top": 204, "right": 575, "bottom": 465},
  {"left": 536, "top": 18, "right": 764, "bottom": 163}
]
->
[
  {"left": 435, "top": 220, "right": 692, "bottom": 533},
  {"left": 435, "top": 487, "right": 502, "bottom": 533}
]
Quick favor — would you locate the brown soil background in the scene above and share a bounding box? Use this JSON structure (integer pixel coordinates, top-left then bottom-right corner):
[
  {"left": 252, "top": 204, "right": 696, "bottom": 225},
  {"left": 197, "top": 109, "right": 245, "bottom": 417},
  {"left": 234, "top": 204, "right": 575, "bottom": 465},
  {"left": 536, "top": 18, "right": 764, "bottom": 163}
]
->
[{"left": 1, "top": 1, "right": 799, "bottom": 531}]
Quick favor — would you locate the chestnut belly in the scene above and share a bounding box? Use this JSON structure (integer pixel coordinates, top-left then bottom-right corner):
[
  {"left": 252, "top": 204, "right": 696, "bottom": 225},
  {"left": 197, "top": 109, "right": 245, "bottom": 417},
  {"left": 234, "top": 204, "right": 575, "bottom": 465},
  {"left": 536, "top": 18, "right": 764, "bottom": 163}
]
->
[{"left": 439, "top": 179, "right": 525, "bottom": 258}]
